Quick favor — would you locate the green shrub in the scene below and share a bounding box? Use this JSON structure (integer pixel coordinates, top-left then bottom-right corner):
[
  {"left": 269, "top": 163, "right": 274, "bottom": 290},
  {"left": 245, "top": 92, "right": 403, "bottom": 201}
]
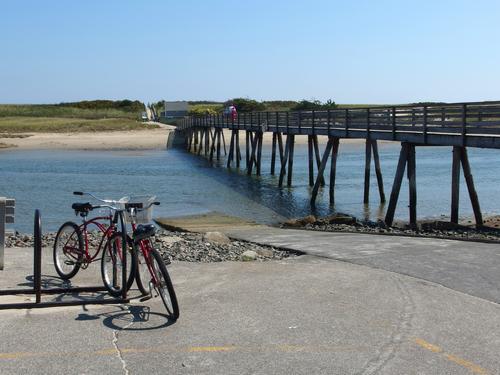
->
[
  {"left": 227, "top": 98, "right": 266, "bottom": 112},
  {"left": 189, "top": 106, "right": 218, "bottom": 117},
  {"left": 292, "top": 99, "right": 337, "bottom": 111}
]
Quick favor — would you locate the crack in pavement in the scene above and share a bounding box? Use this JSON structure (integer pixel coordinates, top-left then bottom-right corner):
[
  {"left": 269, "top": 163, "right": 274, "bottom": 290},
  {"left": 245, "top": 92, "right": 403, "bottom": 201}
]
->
[
  {"left": 111, "top": 309, "right": 135, "bottom": 375},
  {"left": 357, "top": 275, "right": 416, "bottom": 375}
]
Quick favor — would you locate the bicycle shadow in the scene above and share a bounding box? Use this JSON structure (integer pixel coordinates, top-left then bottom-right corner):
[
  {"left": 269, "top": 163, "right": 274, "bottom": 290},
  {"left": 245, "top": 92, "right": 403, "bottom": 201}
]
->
[
  {"left": 19, "top": 274, "right": 72, "bottom": 289},
  {"left": 75, "top": 304, "right": 176, "bottom": 331}
]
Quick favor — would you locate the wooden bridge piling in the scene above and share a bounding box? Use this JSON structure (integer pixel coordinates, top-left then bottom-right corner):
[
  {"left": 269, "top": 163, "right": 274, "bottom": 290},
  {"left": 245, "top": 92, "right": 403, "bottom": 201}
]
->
[
  {"left": 287, "top": 134, "right": 295, "bottom": 187},
  {"left": 308, "top": 135, "right": 314, "bottom": 186},
  {"left": 310, "top": 137, "right": 335, "bottom": 205},
  {"left": 372, "top": 140, "right": 386, "bottom": 203},
  {"left": 236, "top": 130, "right": 241, "bottom": 167},
  {"left": 364, "top": 139, "right": 386, "bottom": 205},
  {"left": 451, "top": 146, "right": 461, "bottom": 223},
  {"left": 408, "top": 144, "right": 417, "bottom": 227},
  {"left": 329, "top": 137, "right": 340, "bottom": 205},
  {"left": 313, "top": 135, "right": 325, "bottom": 186},
  {"left": 450, "top": 146, "right": 483, "bottom": 227},
  {"left": 364, "top": 139, "right": 372, "bottom": 204},
  {"left": 384, "top": 143, "right": 410, "bottom": 226},
  {"left": 278, "top": 135, "right": 290, "bottom": 187},
  {"left": 271, "top": 132, "right": 277, "bottom": 175}
]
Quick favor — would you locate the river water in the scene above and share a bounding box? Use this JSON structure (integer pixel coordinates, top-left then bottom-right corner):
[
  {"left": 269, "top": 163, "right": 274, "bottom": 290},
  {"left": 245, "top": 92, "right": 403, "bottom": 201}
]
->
[{"left": 1, "top": 141, "right": 499, "bottom": 233}]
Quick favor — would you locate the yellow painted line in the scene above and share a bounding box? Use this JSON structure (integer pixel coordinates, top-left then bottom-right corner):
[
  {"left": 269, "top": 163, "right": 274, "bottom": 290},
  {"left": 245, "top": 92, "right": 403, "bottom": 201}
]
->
[
  {"left": 0, "top": 352, "right": 39, "bottom": 360},
  {"left": 445, "top": 354, "right": 489, "bottom": 375},
  {"left": 186, "top": 346, "right": 237, "bottom": 353},
  {"left": 414, "top": 338, "right": 489, "bottom": 375},
  {"left": 414, "top": 338, "right": 442, "bottom": 353},
  {"left": 0, "top": 343, "right": 370, "bottom": 361}
]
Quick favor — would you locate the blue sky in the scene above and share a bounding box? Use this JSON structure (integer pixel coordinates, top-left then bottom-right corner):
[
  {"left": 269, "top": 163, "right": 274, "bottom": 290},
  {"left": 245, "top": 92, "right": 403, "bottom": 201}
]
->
[{"left": 1, "top": 0, "right": 499, "bottom": 104}]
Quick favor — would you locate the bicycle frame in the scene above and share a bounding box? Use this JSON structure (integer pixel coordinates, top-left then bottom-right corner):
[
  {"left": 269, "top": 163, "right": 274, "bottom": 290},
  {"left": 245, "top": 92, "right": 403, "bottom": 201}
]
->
[
  {"left": 131, "top": 223, "right": 161, "bottom": 286},
  {"left": 79, "top": 215, "right": 115, "bottom": 262}
]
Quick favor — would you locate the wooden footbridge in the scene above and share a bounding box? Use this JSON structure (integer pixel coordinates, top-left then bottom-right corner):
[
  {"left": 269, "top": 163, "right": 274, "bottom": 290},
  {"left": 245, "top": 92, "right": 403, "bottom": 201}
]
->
[{"left": 176, "top": 101, "right": 500, "bottom": 227}]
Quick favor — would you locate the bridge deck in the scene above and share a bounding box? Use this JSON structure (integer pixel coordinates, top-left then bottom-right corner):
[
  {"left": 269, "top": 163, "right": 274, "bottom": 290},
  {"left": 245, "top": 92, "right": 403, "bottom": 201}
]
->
[{"left": 178, "top": 101, "right": 500, "bottom": 149}]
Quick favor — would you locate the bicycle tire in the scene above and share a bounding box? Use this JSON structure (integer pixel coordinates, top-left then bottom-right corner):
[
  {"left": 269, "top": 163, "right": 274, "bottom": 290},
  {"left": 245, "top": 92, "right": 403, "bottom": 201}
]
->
[
  {"left": 53, "top": 221, "right": 84, "bottom": 280},
  {"left": 101, "top": 232, "right": 136, "bottom": 297},
  {"left": 150, "top": 248, "right": 179, "bottom": 320},
  {"left": 135, "top": 240, "right": 152, "bottom": 296}
]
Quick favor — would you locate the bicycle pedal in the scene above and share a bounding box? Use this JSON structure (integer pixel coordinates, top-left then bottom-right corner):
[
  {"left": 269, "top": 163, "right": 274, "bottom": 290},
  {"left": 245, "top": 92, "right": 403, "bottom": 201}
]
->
[{"left": 139, "top": 294, "right": 152, "bottom": 302}]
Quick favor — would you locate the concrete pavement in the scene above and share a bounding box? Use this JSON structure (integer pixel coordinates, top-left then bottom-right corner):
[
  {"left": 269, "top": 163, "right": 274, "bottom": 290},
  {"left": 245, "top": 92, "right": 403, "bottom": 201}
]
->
[
  {"left": 0, "top": 232, "right": 500, "bottom": 374},
  {"left": 224, "top": 226, "right": 500, "bottom": 305}
]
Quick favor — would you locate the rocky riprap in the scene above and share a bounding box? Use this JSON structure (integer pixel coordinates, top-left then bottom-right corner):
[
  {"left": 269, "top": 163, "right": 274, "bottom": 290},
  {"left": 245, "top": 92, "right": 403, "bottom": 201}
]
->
[
  {"left": 282, "top": 214, "right": 500, "bottom": 243},
  {"left": 5, "top": 229, "right": 297, "bottom": 262}
]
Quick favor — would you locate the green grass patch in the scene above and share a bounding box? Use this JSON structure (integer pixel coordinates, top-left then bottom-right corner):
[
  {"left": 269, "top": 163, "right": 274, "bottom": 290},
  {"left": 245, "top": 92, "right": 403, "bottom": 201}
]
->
[
  {"left": 0, "top": 117, "right": 157, "bottom": 133},
  {"left": 0, "top": 104, "right": 140, "bottom": 120}
]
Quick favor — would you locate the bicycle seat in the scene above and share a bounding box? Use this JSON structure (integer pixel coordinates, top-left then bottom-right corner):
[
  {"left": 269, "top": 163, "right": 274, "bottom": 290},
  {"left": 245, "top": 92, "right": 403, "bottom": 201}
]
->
[
  {"left": 71, "top": 202, "right": 93, "bottom": 213},
  {"left": 133, "top": 224, "right": 156, "bottom": 243}
]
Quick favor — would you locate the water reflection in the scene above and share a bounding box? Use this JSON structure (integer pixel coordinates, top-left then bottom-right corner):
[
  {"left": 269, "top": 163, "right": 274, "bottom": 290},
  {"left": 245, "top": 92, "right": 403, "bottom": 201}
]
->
[{"left": 0, "top": 141, "right": 499, "bottom": 233}]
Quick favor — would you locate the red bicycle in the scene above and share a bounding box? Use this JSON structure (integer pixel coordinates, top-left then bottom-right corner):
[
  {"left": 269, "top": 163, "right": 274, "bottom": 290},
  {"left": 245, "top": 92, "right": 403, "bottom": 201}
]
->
[
  {"left": 123, "top": 198, "right": 179, "bottom": 320},
  {"left": 53, "top": 192, "right": 136, "bottom": 296}
]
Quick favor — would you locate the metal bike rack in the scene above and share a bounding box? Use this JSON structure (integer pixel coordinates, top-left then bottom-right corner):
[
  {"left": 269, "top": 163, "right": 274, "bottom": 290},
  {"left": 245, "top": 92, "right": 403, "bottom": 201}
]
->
[{"left": 0, "top": 209, "right": 130, "bottom": 309}]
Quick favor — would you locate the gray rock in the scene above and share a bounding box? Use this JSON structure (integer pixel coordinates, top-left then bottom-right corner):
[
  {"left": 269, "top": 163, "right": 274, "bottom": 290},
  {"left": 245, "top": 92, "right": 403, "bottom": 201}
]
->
[
  {"left": 241, "top": 250, "right": 257, "bottom": 261},
  {"left": 203, "top": 231, "right": 231, "bottom": 244}
]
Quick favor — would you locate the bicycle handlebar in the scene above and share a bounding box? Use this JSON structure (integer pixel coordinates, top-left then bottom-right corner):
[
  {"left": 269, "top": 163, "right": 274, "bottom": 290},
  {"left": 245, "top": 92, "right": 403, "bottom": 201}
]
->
[{"left": 73, "top": 191, "right": 122, "bottom": 205}]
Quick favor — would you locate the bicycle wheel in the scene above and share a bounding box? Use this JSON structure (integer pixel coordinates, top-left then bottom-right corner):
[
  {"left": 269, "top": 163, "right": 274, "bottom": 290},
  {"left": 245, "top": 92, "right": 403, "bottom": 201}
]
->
[
  {"left": 53, "top": 222, "right": 84, "bottom": 280},
  {"left": 135, "top": 240, "right": 153, "bottom": 296},
  {"left": 101, "top": 232, "right": 136, "bottom": 297},
  {"left": 150, "top": 248, "right": 179, "bottom": 320}
]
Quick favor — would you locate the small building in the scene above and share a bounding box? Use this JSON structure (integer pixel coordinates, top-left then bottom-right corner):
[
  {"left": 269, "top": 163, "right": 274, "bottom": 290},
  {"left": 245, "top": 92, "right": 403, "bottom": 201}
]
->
[{"left": 160, "top": 101, "right": 189, "bottom": 119}]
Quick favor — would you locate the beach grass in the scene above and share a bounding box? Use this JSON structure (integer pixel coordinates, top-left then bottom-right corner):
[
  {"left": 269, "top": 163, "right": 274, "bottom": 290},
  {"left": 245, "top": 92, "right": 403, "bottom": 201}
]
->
[
  {"left": 0, "top": 104, "right": 139, "bottom": 120},
  {"left": 0, "top": 117, "right": 156, "bottom": 133}
]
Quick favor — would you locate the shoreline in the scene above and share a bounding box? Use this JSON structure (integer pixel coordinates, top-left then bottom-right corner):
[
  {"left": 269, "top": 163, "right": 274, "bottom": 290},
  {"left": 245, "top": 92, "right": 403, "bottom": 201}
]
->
[
  {"left": 0, "top": 127, "right": 394, "bottom": 151},
  {"left": 282, "top": 213, "right": 500, "bottom": 243},
  {"left": 0, "top": 128, "right": 173, "bottom": 151}
]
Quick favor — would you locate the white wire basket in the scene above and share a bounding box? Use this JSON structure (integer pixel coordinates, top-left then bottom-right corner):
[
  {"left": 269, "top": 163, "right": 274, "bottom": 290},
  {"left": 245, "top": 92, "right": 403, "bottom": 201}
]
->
[{"left": 118, "top": 195, "right": 157, "bottom": 224}]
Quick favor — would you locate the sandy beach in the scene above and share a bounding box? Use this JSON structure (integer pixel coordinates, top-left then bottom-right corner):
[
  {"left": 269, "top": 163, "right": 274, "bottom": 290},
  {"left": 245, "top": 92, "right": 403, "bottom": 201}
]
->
[
  {"left": 0, "top": 127, "right": 384, "bottom": 151},
  {"left": 0, "top": 123, "right": 175, "bottom": 151}
]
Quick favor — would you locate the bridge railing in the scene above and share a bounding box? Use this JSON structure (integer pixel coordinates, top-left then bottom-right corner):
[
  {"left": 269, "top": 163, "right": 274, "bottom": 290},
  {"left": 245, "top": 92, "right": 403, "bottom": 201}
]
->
[{"left": 177, "top": 101, "right": 500, "bottom": 147}]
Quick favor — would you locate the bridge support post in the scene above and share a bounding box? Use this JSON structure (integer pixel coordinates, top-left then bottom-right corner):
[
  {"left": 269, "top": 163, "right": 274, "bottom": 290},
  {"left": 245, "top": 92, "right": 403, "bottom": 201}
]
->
[
  {"left": 450, "top": 146, "right": 483, "bottom": 227},
  {"left": 221, "top": 130, "right": 227, "bottom": 156},
  {"left": 329, "top": 137, "right": 340, "bottom": 205},
  {"left": 256, "top": 131, "right": 263, "bottom": 176},
  {"left": 364, "top": 140, "right": 386, "bottom": 204},
  {"left": 451, "top": 146, "right": 461, "bottom": 223},
  {"left": 227, "top": 130, "right": 236, "bottom": 168},
  {"left": 245, "top": 131, "right": 250, "bottom": 169},
  {"left": 313, "top": 135, "right": 325, "bottom": 186},
  {"left": 235, "top": 130, "right": 241, "bottom": 167},
  {"left": 287, "top": 134, "right": 295, "bottom": 187},
  {"left": 308, "top": 136, "right": 314, "bottom": 186},
  {"left": 247, "top": 131, "right": 260, "bottom": 175},
  {"left": 204, "top": 129, "right": 209, "bottom": 157},
  {"left": 408, "top": 144, "right": 417, "bottom": 228},
  {"left": 209, "top": 129, "right": 216, "bottom": 161},
  {"left": 197, "top": 129, "right": 203, "bottom": 155},
  {"left": 271, "top": 132, "right": 277, "bottom": 175},
  {"left": 216, "top": 129, "right": 221, "bottom": 160},
  {"left": 364, "top": 139, "right": 372, "bottom": 204},
  {"left": 372, "top": 140, "right": 386, "bottom": 203},
  {"left": 278, "top": 135, "right": 290, "bottom": 187},
  {"left": 277, "top": 133, "right": 284, "bottom": 169},
  {"left": 385, "top": 143, "right": 410, "bottom": 226},
  {"left": 310, "top": 137, "right": 335, "bottom": 206}
]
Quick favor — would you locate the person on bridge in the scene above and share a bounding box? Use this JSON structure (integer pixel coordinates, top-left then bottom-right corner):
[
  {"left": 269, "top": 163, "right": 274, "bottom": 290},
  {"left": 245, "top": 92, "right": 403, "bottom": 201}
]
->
[{"left": 230, "top": 104, "right": 238, "bottom": 121}]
